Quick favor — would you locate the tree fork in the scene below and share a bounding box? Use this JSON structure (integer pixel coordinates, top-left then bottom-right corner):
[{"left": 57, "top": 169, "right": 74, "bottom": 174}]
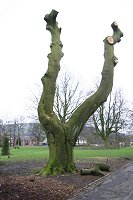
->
[{"left": 38, "top": 10, "right": 123, "bottom": 175}]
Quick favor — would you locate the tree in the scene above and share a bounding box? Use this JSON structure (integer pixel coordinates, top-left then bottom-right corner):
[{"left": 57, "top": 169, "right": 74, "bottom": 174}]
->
[
  {"left": 92, "top": 90, "right": 128, "bottom": 148},
  {"left": 1, "top": 134, "right": 10, "bottom": 156},
  {"left": 27, "top": 83, "right": 42, "bottom": 121},
  {"left": 54, "top": 72, "right": 84, "bottom": 124},
  {"left": 29, "top": 72, "right": 84, "bottom": 123},
  {"left": 6, "top": 116, "right": 25, "bottom": 148},
  {"left": 28, "top": 123, "right": 46, "bottom": 145},
  {"left": 0, "top": 119, "right": 4, "bottom": 147},
  {"left": 38, "top": 10, "right": 123, "bottom": 175}
]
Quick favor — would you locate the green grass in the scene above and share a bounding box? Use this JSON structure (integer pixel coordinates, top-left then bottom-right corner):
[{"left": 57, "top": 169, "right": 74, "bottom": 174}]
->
[
  {"left": 0, "top": 146, "right": 49, "bottom": 162},
  {"left": 74, "top": 147, "right": 133, "bottom": 160},
  {"left": 0, "top": 146, "right": 133, "bottom": 162}
]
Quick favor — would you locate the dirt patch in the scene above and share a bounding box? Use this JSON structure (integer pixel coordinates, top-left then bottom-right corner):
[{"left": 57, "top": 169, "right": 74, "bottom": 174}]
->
[{"left": 0, "top": 158, "right": 131, "bottom": 200}]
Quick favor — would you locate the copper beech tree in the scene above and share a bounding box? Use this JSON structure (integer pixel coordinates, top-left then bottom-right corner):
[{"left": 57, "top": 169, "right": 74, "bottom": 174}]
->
[{"left": 38, "top": 10, "right": 123, "bottom": 175}]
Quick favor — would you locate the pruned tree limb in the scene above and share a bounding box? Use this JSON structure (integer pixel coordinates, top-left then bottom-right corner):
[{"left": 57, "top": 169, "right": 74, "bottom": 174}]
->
[
  {"left": 66, "top": 22, "right": 123, "bottom": 143},
  {"left": 38, "top": 10, "right": 63, "bottom": 134}
]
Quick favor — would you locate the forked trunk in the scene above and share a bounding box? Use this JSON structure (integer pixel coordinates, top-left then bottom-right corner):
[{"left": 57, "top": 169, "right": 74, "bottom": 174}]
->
[{"left": 38, "top": 10, "right": 123, "bottom": 175}]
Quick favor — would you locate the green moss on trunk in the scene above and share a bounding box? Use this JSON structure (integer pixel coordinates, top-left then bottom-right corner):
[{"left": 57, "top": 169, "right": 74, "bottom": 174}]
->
[
  {"left": 40, "top": 128, "right": 76, "bottom": 175},
  {"left": 38, "top": 11, "right": 123, "bottom": 176}
]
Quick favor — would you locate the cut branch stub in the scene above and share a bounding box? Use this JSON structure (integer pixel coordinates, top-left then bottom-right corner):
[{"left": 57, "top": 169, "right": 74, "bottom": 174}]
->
[
  {"left": 107, "top": 22, "right": 123, "bottom": 45},
  {"left": 111, "top": 21, "right": 118, "bottom": 32},
  {"left": 44, "top": 9, "right": 59, "bottom": 30},
  {"left": 114, "top": 56, "right": 118, "bottom": 66},
  {"left": 107, "top": 36, "right": 114, "bottom": 44}
]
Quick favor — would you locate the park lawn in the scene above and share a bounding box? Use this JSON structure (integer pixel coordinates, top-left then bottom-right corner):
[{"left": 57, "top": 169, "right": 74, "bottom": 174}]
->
[
  {"left": 74, "top": 146, "right": 133, "bottom": 160},
  {"left": 0, "top": 146, "right": 49, "bottom": 162},
  {"left": 0, "top": 146, "right": 133, "bottom": 162}
]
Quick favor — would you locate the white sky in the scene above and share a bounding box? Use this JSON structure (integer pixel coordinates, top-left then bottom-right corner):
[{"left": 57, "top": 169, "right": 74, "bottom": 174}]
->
[{"left": 0, "top": 0, "right": 133, "bottom": 121}]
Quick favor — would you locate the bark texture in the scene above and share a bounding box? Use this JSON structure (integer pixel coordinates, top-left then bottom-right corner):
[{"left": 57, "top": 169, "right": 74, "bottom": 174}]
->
[{"left": 38, "top": 10, "right": 123, "bottom": 175}]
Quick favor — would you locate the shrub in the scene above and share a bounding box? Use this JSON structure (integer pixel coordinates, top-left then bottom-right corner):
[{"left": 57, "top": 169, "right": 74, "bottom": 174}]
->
[{"left": 1, "top": 135, "right": 10, "bottom": 156}]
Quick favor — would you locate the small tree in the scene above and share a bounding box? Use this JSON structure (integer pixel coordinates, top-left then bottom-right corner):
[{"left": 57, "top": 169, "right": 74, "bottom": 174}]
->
[
  {"left": 92, "top": 90, "right": 127, "bottom": 148},
  {"left": 1, "top": 134, "right": 10, "bottom": 156}
]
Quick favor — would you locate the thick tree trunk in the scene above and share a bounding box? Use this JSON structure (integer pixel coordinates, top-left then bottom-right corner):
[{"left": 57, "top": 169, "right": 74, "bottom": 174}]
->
[
  {"left": 38, "top": 11, "right": 123, "bottom": 175},
  {"left": 40, "top": 128, "right": 76, "bottom": 175},
  {"left": 103, "top": 135, "right": 109, "bottom": 148}
]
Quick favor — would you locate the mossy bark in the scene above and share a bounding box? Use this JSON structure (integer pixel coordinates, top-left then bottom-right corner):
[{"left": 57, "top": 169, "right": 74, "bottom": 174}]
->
[
  {"left": 40, "top": 128, "right": 76, "bottom": 175},
  {"left": 38, "top": 11, "right": 123, "bottom": 175}
]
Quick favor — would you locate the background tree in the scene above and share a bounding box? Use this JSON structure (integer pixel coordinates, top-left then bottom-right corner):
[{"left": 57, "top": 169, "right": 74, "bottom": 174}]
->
[
  {"left": 27, "top": 83, "right": 42, "bottom": 121},
  {"left": 54, "top": 72, "right": 85, "bottom": 124},
  {"left": 6, "top": 116, "right": 25, "bottom": 147},
  {"left": 0, "top": 119, "right": 4, "bottom": 147},
  {"left": 127, "top": 104, "right": 133, "bottom": 133},
  {"left": 92, "top": 90, "right": 128, "bottom": 148},
  {"left": 28, "top": 123, "right": 46, "bottom": 145},
  {"left": 38, "top": 10, "right": 123, "bottom": 175}
]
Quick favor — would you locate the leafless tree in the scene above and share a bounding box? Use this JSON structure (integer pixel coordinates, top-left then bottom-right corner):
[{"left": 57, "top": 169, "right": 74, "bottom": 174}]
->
[
  {"left": 0, "top": 119, "right": 4, "bottom": 146},
  {"left": 92, "top": 90, "right": 128, "bottom": 148},
  {"left": 54, "top": 73, "right": 85, "bottom": 124},
  {"left": 6, "top": 116, "right": 25, "bottom": 147},
  {"left": 27, "top": 123, "right": 46, "bottom": 145}
]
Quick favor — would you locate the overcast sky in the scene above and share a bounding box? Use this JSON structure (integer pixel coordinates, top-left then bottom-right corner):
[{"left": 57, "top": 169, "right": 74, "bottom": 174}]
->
[{"left": 0, "top": 0, "right": 133, "bottom": 122}]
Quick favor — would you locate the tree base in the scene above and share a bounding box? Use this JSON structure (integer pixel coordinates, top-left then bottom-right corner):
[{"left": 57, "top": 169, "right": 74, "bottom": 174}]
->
[{"left": 39, "top": 162, "right": 77, "bottom": 176}]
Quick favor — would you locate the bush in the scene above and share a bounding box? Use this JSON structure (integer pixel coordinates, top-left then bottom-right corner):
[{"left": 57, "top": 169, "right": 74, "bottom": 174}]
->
[{"left": 1, "top": 135, "right": 10, "bottom": 156}]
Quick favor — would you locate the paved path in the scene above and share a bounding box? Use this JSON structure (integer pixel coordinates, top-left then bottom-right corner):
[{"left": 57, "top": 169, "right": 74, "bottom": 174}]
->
[{"left": 73, "top": 163, "right": 133, "bottom": 200}]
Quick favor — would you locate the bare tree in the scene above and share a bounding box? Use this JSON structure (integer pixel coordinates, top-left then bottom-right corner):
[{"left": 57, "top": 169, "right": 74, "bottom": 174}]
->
[
  {"left": 6, "top": 116, "right": 25, "bottom": 147},
  {"left": 38, "top": 10, "right": 123, "bottom": 175},
  {"left": 28, "top": 123, "right": 46, "bottom": 145},
  {"left": 27, "top": 84, "right": 42, "bottom": 121},
  {"left": 92, "top": 90, "right": 128, "bottom": 148},
  {"left": 0, "top": 119, "right": 4, "bottom": 146},
  {"left": 54, "top": 73, "right": 85, "bottom": 124}
]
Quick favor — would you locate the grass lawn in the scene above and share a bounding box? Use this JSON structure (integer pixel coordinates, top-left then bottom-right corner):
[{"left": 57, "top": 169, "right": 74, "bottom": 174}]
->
[
  {"left": 74, "top": 146, "right": 133, "bottom": 160},
  {"left": 0, "top": 146, "right": 49, "bottom": 162},
  {"left": 0, "top": 146, "right": 133, "bottom": 162}
]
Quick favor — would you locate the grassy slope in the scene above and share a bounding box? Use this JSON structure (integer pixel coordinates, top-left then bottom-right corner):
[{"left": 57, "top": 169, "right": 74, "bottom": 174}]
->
[{"left": 0, "top": 146, "right": 133, "bottom": 162}]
